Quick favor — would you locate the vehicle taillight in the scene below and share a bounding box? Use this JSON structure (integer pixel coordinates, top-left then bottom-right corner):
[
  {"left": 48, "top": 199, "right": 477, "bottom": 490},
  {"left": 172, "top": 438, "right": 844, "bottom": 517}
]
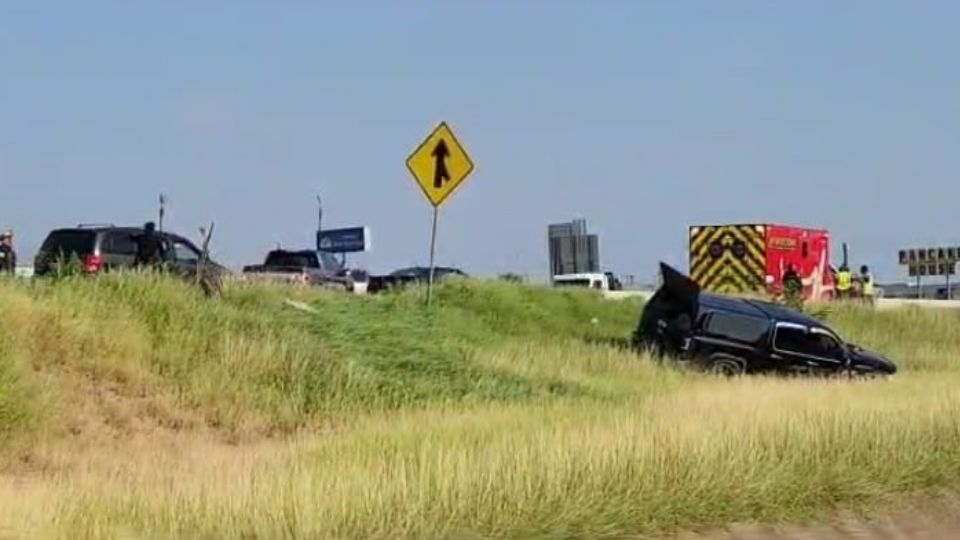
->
[{"left": 83, "top": 254, "right": 103, "bottom": 273}]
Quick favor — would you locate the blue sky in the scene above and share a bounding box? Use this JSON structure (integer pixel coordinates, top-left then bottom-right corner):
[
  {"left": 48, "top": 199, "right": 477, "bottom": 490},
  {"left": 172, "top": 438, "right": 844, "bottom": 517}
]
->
[{"left": 2, "top": 1, "right": 958, "bottom": 283}]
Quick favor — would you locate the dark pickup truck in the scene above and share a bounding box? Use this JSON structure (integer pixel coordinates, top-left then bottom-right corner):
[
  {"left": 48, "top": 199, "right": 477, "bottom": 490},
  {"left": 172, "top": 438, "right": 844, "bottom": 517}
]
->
[
  {"left": 241, "top": 249, "right": 368, "bottom": 293},
  {"left": 366, "top": 266, "right": 467, "bottom": 294}
]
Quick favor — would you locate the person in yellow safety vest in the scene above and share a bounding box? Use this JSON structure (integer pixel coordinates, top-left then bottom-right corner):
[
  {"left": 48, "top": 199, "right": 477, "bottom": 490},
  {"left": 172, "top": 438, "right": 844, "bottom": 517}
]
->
[
  {"left": 836, "top": 264, "right": 852, "bottom": 299},
  {"left": 860, "top": 265, "right": 875, "bottom": 305}
]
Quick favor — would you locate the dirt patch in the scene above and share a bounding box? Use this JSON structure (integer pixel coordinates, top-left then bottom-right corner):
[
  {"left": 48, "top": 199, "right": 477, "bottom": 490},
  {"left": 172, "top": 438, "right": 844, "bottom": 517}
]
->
[{"left": 673, "top": 496, "right": 960, "bottom": 539}]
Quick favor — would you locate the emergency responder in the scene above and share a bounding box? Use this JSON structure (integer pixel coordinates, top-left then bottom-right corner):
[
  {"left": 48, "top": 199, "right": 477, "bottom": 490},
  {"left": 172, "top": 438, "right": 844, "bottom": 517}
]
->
[
  {"left": 782, "top": 264, "right": 803, "bottom": 310},
  {"left": 836, "top": 264, "right": 852, "bottom": 300},
  {"left": 859, "top": 265, "right": 875, "bottom": 306},
  {"left": 0, "top": 230, "right": 15, "bottom": 275},
  {"left": 131, "top": 221, "right": 167, "bottom": 269}
]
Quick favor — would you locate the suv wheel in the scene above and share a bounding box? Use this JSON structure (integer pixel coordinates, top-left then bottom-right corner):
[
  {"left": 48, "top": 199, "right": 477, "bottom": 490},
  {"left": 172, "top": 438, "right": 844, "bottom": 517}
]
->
[{"left": 706, "top": 355, "right": 746, "bottom": 377}]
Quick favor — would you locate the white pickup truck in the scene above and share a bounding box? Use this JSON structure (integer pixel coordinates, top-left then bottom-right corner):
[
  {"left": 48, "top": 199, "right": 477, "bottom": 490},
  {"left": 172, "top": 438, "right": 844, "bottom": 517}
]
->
[{"left": 241, "top": 249, "right": 368, "bottom": 293}]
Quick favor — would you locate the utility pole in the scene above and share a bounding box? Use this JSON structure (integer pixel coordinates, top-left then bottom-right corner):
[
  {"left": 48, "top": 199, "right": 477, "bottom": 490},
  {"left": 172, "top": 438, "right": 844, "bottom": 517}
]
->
[
  {"left": 158, "top": 193, "right": 167, "bottom": 232},
  {"left": 316, "top": 195, "right": 323, "bottom": 232}
]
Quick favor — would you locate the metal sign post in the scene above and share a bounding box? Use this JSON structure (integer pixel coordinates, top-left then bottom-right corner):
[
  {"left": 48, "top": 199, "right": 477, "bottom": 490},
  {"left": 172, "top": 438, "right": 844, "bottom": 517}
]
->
[
  {"left": 427, "top": 208, "right": 439, "bottom": 305},
  {"left": 405, "top": 121, "right": 475, "bottom": 307}
]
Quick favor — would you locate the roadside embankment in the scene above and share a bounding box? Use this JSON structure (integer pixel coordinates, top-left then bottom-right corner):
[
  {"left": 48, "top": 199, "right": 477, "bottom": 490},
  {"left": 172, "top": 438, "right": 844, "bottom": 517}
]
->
[{"left": 0, "top": 275, "right": 958, "bottom": 539}]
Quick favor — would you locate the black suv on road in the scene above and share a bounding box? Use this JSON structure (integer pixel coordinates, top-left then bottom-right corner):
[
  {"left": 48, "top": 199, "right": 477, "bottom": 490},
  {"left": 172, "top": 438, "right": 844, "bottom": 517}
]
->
[
  {"left": 34, "top": 225, "right": 228, "bottom": 291},
  {"left": 632, "top": 263, "right": 897, "bottom": 377}
]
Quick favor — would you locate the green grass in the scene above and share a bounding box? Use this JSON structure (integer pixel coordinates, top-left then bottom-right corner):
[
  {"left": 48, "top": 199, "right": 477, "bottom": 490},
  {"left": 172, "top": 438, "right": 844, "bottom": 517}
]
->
[{"left": 0, "top": 273, "right": 959, "bottom": 539}]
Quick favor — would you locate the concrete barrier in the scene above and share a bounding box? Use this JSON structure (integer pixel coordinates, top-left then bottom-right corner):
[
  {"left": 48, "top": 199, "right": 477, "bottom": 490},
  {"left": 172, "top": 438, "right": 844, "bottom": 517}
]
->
[
  {"left": 875, "top": 298, "right": 960, "bottom": 310},
  {"left": 602, "top": 290, "right": 654, "bottom": 301},
  {"left": 601, "top": 289, "right": 960, "bottom": 310}
]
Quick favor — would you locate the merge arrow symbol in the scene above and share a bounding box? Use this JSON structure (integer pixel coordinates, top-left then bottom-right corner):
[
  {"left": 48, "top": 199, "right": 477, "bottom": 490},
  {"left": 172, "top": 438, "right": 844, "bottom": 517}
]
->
[{"left": 431, "top": 139, "right": 450, "bottom": 188}]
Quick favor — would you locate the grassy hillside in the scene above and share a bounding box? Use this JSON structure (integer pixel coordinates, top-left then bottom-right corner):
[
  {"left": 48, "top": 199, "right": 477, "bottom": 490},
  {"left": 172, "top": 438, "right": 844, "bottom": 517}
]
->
[
  {"left": 1, "top": 274, "right": 959, "bottom": 539},
  {"left": 0, "top": 274, "right": 643, "bottom": 443}
]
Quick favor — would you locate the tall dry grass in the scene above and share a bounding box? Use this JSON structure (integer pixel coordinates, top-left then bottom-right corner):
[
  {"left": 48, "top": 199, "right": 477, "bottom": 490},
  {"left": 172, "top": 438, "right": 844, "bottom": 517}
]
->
[
  {"left": 4, "top": 372, "right": 959, "bottom": 539},
  {"left": 0, "top": 274, "right": 958, "bottom": 538}
]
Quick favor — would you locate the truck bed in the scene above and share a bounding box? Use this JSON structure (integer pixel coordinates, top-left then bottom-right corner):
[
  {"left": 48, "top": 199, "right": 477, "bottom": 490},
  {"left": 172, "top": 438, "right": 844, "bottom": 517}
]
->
[{"left": 241, "top": 264, "right": 354, "bottom": 291}]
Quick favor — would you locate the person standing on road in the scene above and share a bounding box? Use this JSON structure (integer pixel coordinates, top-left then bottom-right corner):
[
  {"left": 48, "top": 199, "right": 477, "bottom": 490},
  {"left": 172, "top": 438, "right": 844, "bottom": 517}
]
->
[
  {"left": 0, "top": 230, "right": 16, "bottom": 275},
  {"left": 131, "top": 221, "right": 167, "bottom": 270},
  {"left": 836, "top": 264, "right": 852, "bottom": 300},
  {"left": 782, "top": 264, "right": 804, "bottom": 311}
]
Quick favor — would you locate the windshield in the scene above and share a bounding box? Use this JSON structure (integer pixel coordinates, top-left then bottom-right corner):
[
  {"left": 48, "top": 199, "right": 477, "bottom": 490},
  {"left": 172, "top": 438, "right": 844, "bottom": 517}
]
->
[
  {"left": 775, "top": 324, "right": 848, "bottom": 361},
  {"left": 814, "top": 327, "right": 846, "bottom": 349},
  {"left": 318, "top": 250, "right": 343, "bottom": 271},
  {"left": 812, "top": 330, "right": 846, "bottom": 358}
]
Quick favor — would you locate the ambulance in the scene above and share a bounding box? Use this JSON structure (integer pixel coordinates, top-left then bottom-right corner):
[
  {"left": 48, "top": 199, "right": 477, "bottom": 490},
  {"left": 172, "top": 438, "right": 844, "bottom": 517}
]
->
[{"left": 688, "top": 223, "right": 836, "bottom": 301}]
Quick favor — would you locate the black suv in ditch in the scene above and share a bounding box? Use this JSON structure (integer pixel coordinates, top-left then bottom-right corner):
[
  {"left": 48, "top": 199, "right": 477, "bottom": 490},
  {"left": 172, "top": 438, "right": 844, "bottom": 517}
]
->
[
  {"left": 34, "top": 225, "right": 228, "bottom": 288},
  {"left": 632, "top": 263, "right": 897, "bottom": 377}
]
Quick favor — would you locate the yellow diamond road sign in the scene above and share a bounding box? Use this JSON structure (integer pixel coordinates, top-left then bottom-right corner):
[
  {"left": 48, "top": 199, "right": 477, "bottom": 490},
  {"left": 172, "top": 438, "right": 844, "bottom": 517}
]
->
[{"left": 406, "top": 122, "right": 475, "bottom": 207}]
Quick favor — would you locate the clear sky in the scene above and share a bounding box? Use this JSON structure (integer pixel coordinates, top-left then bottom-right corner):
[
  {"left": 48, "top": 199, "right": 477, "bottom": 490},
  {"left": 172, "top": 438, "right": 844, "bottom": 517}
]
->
[{"left": 2, "top": 1, "right": 958, "bottom": 284}]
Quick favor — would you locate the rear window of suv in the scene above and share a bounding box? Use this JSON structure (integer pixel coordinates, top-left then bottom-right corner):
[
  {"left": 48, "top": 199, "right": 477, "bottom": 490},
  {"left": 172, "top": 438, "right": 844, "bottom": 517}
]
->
[
  {"left": 40, "top": 230, "right": 96, "bottom": 257},
  {"left": 702, "top": 312, "right": 771, "bottom": 344},
  {"left": 102, "top": 231, "right": 138, "bottom": 256}
]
